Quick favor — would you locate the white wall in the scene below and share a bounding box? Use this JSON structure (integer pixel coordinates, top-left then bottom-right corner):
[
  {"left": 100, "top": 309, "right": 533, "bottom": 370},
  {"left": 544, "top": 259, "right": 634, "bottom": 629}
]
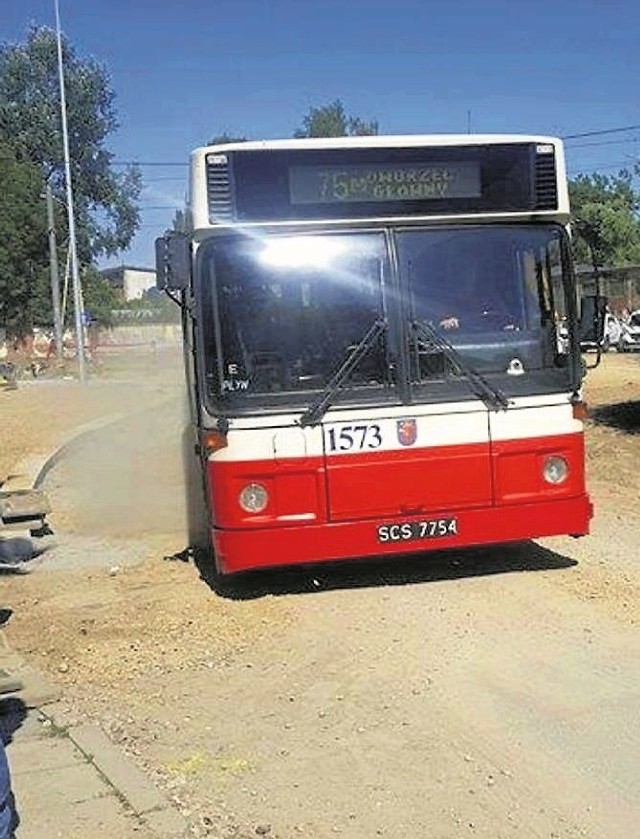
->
[{"left": 123, "top": 269, "right": 156, "bottom": 300}]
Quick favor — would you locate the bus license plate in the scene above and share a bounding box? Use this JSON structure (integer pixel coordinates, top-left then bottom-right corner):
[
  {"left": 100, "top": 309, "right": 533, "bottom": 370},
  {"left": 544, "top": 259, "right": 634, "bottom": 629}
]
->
[{"left": 377, "top": 518, "right": 458, "bottom": 543}]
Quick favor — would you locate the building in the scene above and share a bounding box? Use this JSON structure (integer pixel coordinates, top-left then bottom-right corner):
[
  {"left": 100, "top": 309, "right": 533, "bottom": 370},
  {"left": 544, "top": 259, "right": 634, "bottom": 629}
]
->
[
  {"left": 575, "top": 264, "right": 640, "bottom": 313},
  {"left": 100, "top": 266, "right": 157, "bottom": 301}
]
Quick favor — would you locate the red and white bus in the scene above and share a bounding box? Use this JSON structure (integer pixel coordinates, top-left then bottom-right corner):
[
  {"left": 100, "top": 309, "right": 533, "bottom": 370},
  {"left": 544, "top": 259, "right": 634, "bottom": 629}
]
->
[{"left": 157, "top": 135, "right": 593, "bottom": 575}]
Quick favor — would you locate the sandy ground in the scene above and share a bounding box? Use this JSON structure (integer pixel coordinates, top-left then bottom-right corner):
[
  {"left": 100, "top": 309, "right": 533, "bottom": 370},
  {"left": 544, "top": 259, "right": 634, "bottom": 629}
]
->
[{"left": 1, "top": 347, "right": 639, "bottom": 838}]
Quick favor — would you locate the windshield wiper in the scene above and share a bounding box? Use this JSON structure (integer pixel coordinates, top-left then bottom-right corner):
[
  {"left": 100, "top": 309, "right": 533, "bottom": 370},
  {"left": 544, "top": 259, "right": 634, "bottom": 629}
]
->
[
  {"left": 298, "top": 318, "right": 388, "bottom": 427},
  {"left": 411, "top": 320, "right": 509, "bottom": 411}
]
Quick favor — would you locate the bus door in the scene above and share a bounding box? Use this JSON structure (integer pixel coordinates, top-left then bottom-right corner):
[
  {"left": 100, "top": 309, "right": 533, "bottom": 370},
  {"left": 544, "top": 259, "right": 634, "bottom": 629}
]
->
[{"left": 322, "top": 404, "right": 492, "bottom": 523}]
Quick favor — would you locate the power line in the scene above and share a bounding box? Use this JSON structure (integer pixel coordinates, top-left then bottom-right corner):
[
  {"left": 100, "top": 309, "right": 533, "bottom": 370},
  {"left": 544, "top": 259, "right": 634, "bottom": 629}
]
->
[
  {"left": 562, "top": 124, "right": 640, "bottom": 140},
  {"left": 568, "top": 160, "right": 632, "bottom": 170},
  {"left": 142, "top": 176, "right": 187, "bottom": 182},
  {"left": 113, "top": 161, "right": 187, "bottom": 167},
  {"left": 566, "top": 136, "right": 640, "bottom": 150}
]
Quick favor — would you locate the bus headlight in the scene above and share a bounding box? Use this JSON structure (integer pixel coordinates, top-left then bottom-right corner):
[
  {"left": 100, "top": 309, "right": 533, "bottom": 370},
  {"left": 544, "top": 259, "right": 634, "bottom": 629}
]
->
[
  {"left": 239, "top": 483, "right": 269, "bottom": 513},
  {"left": 543, "top": 456, "right": 569, "bottom": 485}
]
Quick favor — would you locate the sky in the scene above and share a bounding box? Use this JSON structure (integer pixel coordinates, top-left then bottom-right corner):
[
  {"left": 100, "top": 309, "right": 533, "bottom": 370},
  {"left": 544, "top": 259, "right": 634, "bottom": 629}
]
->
[{"left": 3, "top": 0, "right": 640, "bottom": 269}]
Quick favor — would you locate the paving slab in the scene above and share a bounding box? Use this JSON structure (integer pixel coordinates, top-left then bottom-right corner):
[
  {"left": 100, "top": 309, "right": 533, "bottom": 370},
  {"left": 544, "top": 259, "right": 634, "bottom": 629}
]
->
[
  {"left": 1, "top": 665, "right": 187, "bottom": 838},
  {"left": 8, "top": 735, "right": 82, "bottom": 774},
  {"left": 3, "top": 708, "right": 154, "bottom": 838}
]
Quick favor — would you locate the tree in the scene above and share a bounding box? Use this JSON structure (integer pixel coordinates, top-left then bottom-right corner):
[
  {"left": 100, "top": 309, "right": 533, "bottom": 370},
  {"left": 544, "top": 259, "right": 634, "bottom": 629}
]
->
[
  {"left": 294, "top": 99, "right": 378, "bottom": 138},
  {"left": 569, "top": 170, "right": 640, "bottom": 273},
  {"left": 171, "top": 207, "right": 193, "bottom": 235},
  {"left": 0, "top": 141, "right": 49, "bottom": 336},
  {"left": 208, "top": 133, "right": 247, "bottom": 145},
  {"left": 80, "top": 267, "right": 121, "bottom": 328},
  {"left": 0, "top": 26, "right": 141, "bottom": 262}
]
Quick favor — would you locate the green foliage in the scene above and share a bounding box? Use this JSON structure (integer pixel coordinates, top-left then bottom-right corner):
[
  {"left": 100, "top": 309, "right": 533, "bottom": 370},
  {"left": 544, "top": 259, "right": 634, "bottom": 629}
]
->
[
  {"left": 112, "top": 292, "right": 180, "bottom": 324},
  {"left": 81, "top": 266, "right": 121, "bottom": 328},
  {"left": 171, "top": 207, "right": 193, "bottom": 234},
  {"left": 293, "top": 99, "right": 379, "bottom": 138},
  {"left": 569, "top": 169, "right": 640, "bottom": 271},
  {"left": 208, "top": 133, "right": 247, "bottom": 145},
  {"left": 0, "top": 141, "right": 49, "bottom": 336},
  {"left": 0, "top": 26, "right": 141, "bottom": 262}
]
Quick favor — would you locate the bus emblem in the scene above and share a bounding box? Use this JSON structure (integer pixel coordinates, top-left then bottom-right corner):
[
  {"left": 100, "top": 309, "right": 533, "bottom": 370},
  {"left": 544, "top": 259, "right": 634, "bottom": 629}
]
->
[{"left": 397, "top": 418, "right": 417, "bottom": 446}]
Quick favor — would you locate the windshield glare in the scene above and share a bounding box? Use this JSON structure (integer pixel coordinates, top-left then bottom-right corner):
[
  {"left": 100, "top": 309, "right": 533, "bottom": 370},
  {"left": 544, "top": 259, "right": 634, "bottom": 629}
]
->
[{"left": 203, "top": 233, "right": 387, "bottom": 396}]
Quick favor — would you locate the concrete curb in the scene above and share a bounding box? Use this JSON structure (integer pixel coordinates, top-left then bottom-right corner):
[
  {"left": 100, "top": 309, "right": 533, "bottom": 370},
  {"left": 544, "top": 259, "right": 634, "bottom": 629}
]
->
[
  {"left": 66, "top": 723, "right": 188, "bottom": 837},
  {"left": 34, "top": 411, "right": 128, "bottom": 489},
  {"left": 7, "top": 386, "right": 180, "bottom": 492},
  {"left": 2, "top": 412, "right": 126, "bottom": 494}
]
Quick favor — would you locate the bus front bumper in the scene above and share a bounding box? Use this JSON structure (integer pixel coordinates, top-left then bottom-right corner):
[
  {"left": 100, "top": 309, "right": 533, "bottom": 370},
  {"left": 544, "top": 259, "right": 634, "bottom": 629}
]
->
[{"left": 211, "top": 494, "right": 593, "bottom": 575}]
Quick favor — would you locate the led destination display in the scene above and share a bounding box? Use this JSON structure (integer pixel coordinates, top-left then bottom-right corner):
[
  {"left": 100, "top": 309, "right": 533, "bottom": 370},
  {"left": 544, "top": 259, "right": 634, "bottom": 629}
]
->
[{"left": 289, "top": 162, "right": 482, "bottom": 205}]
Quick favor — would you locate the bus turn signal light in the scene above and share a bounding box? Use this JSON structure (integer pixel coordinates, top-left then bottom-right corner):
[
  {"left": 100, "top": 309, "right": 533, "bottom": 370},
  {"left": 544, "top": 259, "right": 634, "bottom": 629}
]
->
[
  {"left": 572, "top": 401, "right": 589, "bottom": 421},
  {"left": 201, "top": 430, "right": 228, "bottom": 456}
]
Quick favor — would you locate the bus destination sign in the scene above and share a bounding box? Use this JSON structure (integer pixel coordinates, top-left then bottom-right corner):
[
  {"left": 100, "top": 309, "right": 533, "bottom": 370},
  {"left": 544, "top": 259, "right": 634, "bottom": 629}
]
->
[{"left": 289, "top": 161, "right": 482, "bottom": 205}]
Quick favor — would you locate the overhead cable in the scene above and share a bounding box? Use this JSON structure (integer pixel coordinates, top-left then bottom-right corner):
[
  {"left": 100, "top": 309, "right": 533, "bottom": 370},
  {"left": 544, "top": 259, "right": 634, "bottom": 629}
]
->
[{"left": 563, "top": 124, "right": 640, "bottom": 140}]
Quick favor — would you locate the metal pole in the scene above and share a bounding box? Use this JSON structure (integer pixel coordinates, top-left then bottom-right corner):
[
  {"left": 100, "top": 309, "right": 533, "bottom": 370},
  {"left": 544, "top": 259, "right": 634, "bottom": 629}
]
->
[
  {"left": 45, "top": 182, "right": 64, "bottom": 358},
  {"left": 54, "top": 0, "right": 86, "bottom": 382}
]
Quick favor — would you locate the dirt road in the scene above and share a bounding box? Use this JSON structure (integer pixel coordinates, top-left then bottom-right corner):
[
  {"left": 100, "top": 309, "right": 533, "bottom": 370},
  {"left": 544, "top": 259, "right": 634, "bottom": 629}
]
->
[{"left": 2, "top": 350, "right": 639, "bottom": 838}]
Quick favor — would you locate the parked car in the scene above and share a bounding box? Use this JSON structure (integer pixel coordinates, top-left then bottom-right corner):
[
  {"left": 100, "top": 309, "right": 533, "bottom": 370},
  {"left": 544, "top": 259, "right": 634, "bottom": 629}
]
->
[
  {"left": 617, "top": 310, "right": 640, "bottom": 352},
  {"left": 556, "top": 318, "right": 569, "bottom": 354},
  {"left": 603, "top": 312, "right": 623, "bottom": 351}
]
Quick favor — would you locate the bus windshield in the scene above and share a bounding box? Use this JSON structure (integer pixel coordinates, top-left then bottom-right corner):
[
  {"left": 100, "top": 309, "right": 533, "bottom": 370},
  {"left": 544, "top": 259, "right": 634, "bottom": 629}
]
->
[
  {"left": 200, "top": 232, "right": 390, "bottom": 401},
  {"left": 200, "top": 224, "right": 572, "bottom": 410}
]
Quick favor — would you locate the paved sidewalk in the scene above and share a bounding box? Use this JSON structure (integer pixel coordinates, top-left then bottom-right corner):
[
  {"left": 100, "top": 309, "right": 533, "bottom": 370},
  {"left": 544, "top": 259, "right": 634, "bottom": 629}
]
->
[
  {"left": 1, "top": 548, "right": 188, "bottom": 838},
  {"left": 0, "top": 640, "right": 188, "bottom": 838}
]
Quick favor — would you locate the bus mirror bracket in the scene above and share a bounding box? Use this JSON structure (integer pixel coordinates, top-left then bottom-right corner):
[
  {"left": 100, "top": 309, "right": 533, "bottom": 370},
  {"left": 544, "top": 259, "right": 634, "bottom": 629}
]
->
[{"left": 155, "top": 232, "right": 191, "bottom": 292}]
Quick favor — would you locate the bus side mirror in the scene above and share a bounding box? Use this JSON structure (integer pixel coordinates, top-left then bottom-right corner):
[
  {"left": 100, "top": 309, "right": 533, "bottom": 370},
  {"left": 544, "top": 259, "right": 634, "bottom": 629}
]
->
[
  {"left": 155, "top": 233, "right": 191, "bottom": 291},
  {"left": 578, "top": 293, "right": 607, "bottom": 343},
  {"left": 579, "top": 293, "right": 607, "bottom": 369}
]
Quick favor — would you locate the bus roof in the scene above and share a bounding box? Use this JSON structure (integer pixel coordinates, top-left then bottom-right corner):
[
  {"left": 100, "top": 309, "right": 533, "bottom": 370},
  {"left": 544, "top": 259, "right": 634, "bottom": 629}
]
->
[{"left": 194, "top": 134, "right": 562, "bottom": 156}]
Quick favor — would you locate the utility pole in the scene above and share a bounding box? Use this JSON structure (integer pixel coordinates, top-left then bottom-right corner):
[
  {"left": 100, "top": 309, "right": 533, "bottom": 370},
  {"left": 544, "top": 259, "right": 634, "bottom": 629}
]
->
[
  {"left": 54, "top": 0, "right": 86, "bottom": 382},
  {"left": 45, "top": 181, "right": 64, "bottom": 358}
]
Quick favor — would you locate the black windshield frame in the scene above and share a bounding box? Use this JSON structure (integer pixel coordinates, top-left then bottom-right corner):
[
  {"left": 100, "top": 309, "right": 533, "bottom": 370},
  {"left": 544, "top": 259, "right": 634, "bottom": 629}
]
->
[{"left": 196, "top": 223, "right": 578, "bottom": 417}]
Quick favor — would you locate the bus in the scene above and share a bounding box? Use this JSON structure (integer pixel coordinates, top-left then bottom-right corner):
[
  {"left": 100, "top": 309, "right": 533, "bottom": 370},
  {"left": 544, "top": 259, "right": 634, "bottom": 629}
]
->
[{"left": 156, "top": 134, "right": 595, "bottom": 575}]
